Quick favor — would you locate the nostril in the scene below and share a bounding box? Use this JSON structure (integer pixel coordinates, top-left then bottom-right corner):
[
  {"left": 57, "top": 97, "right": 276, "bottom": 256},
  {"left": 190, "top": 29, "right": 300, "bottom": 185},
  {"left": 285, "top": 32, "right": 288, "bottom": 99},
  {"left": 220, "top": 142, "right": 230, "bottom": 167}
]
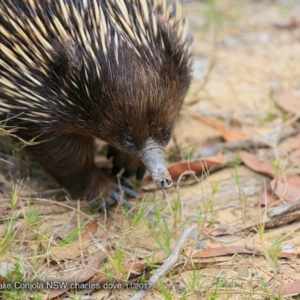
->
[
  {"left": 166, "top": 179, "right": 172, "bottom": 186},
  {"left": 160, "top": 178, "right": 172, "bottom": 189}
]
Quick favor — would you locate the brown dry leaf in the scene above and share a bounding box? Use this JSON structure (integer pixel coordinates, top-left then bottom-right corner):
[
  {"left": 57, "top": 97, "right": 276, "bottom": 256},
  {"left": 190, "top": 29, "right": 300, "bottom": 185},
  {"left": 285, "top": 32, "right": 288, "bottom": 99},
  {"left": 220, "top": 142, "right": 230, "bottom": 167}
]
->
[
  {"left": 124, "top": 261, "right": 148, "bottom": 273},
  {"left": 167, "top": 152, "right": 226, "bottom": 180},
  {"left": 192, "top": 246, "right": 296, "bottom": 261},
  {"left": 258, "top": 188, "right": 278, "bottom": 206},
  {"left": 87, "top": 272, "right": 109, "bottom": 286},
  {"left": 45, "top": 248, "right": 107, "bottom": 299},
  {"left": 273, "top": 18, "right": 300, "bottom": 30},
  {"left": 71, "top": 250, "right": 106, "bottom": 282},
  {"left": 276, "top": 92, "right": 300, "bottom": 115},
  {"left": 273, "top": 280, "right": 300, "bottom": 297},
  {"left": 124, "top": 261, "right": 149, "bottom": 279},
  {"left": 240, "top": 151, "right": 275, "bottom": 177},
  {"left": 192, "top": 246, "right": 257, "bottom": 258},
  {"left": 218, "top": 128, "right": 250, "bottom": 142},
  {"left": 187, "top": 111, "right": 250, "bottom": 141},
  {"left": 270, "top": 175, "right": 300, "bottom": 201},
  {"left": 277, "top": 251, "right": 296, "bottom": 258},
  {"left": 51, "top": 219, "right": 98, "bottom": 260}
]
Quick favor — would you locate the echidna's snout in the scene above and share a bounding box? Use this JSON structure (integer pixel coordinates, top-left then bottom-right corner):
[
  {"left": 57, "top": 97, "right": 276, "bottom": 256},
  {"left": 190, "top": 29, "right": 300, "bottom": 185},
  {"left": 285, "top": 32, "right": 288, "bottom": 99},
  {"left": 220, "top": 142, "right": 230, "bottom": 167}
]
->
[{"left": 140, "top": 139, "right": 172, "bottom": 189}]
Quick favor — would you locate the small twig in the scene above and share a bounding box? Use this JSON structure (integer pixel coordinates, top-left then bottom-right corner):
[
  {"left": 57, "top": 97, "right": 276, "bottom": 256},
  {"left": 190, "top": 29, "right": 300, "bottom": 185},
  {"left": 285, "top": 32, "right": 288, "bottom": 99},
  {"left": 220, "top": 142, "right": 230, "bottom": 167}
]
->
[{"left": 129, "top": 225, "right": 195, "bottom": 300}]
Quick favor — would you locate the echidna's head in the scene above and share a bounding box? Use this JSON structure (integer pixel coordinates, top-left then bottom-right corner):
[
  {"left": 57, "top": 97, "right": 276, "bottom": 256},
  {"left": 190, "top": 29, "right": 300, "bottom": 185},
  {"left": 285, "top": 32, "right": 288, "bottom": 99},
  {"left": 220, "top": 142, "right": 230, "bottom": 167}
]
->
[{"left": 96, "top": 43, "right": 191, "bottom": 187}]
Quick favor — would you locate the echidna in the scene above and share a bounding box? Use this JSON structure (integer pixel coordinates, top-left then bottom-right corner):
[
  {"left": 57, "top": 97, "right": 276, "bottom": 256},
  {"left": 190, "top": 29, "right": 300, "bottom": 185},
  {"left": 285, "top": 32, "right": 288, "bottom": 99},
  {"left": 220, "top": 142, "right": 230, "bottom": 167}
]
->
[{"left": 0, "top": 0, "right": 192, "bottom": 205}]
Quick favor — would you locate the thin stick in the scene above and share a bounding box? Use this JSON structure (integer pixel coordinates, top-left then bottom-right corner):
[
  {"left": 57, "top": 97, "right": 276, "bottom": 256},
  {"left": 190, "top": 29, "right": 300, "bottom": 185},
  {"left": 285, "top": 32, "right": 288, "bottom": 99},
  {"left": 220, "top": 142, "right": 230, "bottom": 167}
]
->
[{"left": 129, "top": 225, "right": 196, "bottom": 300}]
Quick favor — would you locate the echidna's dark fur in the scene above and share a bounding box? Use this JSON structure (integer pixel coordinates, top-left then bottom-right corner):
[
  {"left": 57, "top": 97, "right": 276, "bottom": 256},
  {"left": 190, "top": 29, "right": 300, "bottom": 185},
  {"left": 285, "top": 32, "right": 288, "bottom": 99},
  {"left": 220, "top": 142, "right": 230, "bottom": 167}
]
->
[{"left": 0, "top": 0, "right": 192, "bottom": 202}]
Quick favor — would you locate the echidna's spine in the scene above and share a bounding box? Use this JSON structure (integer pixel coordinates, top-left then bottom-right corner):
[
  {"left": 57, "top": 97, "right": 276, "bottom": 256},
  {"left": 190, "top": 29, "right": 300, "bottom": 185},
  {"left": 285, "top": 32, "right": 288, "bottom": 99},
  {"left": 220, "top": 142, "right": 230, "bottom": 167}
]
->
[{"left": 0, "top": 0, "right": 190, "bottom": 122}]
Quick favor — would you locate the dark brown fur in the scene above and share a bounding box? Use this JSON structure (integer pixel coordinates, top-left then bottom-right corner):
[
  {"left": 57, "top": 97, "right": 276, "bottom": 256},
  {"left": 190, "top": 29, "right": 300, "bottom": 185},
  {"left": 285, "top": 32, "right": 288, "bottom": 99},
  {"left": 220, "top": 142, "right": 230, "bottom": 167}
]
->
[{"left": 0, "top": 0, "right": 192, "bottom": 202}]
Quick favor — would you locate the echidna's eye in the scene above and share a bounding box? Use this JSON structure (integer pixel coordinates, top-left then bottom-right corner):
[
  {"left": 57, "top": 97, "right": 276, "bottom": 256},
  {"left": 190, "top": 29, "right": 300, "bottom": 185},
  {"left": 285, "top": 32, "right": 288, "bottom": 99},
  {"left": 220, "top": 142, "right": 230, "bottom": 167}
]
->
[
  {"left": 123, "top": 136, "right": 135, "bottom": 148},
  {"left": 163, "top": 127, "right": 172, "bottom": 142}
]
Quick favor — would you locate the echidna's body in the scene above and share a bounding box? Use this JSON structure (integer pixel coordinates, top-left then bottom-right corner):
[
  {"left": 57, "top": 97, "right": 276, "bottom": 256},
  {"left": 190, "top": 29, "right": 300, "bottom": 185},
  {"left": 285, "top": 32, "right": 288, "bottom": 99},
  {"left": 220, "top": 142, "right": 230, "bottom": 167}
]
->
[{"left": 0, "top": 0, "right": 191, "bottom": 203}]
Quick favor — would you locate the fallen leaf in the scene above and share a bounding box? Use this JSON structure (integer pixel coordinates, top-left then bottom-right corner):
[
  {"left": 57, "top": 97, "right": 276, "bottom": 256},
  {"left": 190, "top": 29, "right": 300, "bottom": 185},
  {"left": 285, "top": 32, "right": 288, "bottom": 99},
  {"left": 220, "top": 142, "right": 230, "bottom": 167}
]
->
[
  {"left": 87, "top": 273, "right": 110, "bottom": 286},
  {"left": 71, "top": 250, "right": 106, "bottom": 282},
  {"left": 45, "top": 246, "right": 107, "bottom": 299},
  {"left": 192, "top": 246, "right": 257, "bottom": 258},
  {"left": 277, "top": 251, "right": 295, "bottom": 258},
  {"left": 51, "top": 220, "right": 98, "bottom": 259},
  {"left": 124, "top": 261, "right": 149, "bottom": 278},
  {"left": 270, "top": 175, "right": 300, "bottom": 201},
  {"left": 193, "top": 246, "right": 297, "bottom": 261},
  {"left": 273, "top": 18, "right": 300, "bottom": 30},
  {"left": 276, "top": 92, "right": 300, "bottom": 115},
  {"left": 145, "top": 153, "right": 226, "bottom": 181},
  {"left": 187, "top": 112, "right": 250, "bottom": 142},
  {"left": 240, "top": 151, "right": 275, "bottom": 177},
  {"left": 273, "top": 280, "right": 300, "bottom": 297},
  {"left": 167, "top": 153, "right": 226, "bottom": 180}
]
